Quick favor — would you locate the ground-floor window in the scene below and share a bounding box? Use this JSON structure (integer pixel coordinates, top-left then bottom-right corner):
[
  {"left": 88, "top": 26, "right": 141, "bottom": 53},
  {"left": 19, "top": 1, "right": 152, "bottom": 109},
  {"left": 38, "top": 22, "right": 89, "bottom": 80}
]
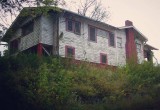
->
[
  {"left": 100, "top": 53, "right": 108, "bottom": 64},
  {"left": 65, "top": 45, "right": 75, "bottom": 58}
]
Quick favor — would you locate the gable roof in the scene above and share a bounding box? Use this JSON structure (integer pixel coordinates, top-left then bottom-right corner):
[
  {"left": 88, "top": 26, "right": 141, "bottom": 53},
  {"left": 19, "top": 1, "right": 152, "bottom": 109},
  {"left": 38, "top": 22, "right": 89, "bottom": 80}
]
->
[
  {"left": 144, "top": 44, "right": 159, "bottom": 50},
  {"left": 119, "top": 26, "right": 148, "bottom": 42},
  {"left": 2, "top": 7, "right": 118, "bottom": 42},
  {"left": 1, "top": 6, "right": 154, "bottom": 48}
]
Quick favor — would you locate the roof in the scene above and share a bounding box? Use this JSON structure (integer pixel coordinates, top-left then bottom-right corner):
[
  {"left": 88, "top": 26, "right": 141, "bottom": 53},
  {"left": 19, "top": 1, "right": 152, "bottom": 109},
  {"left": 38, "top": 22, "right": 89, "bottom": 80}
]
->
[
  {"left": 1, "top": 7, "right": 150, "bottom": 44},
  {"left": 119, "top": 26, "right": 148, "bottom": 41},
  {"left": 144, "top": 44, "right": 159, "bottom": 50},
  {"left": 62, "top": 8, "right": 118, "bottom": 29},
  {"left": 2, "top": 7, "right": 118, "bottom": 42}
]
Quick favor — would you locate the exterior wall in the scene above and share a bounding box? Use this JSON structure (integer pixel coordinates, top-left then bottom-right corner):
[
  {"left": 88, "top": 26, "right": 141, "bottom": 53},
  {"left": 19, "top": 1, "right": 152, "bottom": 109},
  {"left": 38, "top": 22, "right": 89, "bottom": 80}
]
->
[
  {"left": 58, "top": 16, "right": 126, "bottom": 66},
  {"left": 135, "top": 38, "right": 144, "bottom": 63},
  {"left": 41, "top": 15, "right": 54, "bottom": 45},
  {"left": 115, "top": 30, "right": 127, "bottom": 66},
  {"left": 20, "top": 17, "right": 41, "bottom": 51},
  {"left": 9, "top": 17, "right": 41, "bottom": 51}
]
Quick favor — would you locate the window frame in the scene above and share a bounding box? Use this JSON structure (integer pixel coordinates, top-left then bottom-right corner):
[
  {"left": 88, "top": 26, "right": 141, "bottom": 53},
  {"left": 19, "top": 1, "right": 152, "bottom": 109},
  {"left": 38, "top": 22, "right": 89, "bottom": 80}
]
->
[
  {"left": 22, "top": 21, "right": 34, "bottom": 36},
  {"left": 74, "top": 21, "right": 81, "bottom": 35},
  {"left": 66, "top": 19, "right": 74, "bottom": 32},
  {"left": 88, "top": 25, "right": 97, "bottom": 42},
  {"left": 66, "top": 19, "right": 81, "bottom": 35},
  {"left": 117, "top": 37, "right": 122, "bottom": 48},
  {"left": 100, "top": 53, "right": 108, "bottom": 64},
  {"left": 65, "top": 45, "right": 75, "bottom": 58},
  {"left": 108, "top": 32, "right": 115, "bottom": 47}
]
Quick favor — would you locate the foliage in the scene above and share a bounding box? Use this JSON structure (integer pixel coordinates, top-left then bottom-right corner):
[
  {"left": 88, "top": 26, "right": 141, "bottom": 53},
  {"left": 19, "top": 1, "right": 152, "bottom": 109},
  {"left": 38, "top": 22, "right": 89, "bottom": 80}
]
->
[{"left": 0, "top": 54, "right": 160, "bottom": 110}]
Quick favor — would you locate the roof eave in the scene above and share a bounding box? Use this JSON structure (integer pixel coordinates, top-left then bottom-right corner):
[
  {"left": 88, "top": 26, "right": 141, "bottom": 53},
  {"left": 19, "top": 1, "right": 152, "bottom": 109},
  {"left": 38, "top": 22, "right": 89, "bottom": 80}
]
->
[
  {"left": 119, "top": 26, "right": 148, "bottom": 41},
  {"left": 145, "top": 44, "right": 159, "bottom": 50}
]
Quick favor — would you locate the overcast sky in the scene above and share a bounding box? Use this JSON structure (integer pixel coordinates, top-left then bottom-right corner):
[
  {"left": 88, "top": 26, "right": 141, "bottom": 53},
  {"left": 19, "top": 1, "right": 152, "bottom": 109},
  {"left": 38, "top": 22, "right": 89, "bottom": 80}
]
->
[
  {"left": 102, "top": 0, "right": 160, "bottom": 63},
  {"left": 1, "top": 0, "right": 159, "bottom": 63}
]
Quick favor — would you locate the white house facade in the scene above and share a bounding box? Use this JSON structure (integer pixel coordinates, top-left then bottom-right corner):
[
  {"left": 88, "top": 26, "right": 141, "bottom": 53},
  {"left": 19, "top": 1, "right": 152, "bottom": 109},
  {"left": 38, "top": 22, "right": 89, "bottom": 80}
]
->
[{"left": 2, "top": 8, "right": 158, "bottom": 66}]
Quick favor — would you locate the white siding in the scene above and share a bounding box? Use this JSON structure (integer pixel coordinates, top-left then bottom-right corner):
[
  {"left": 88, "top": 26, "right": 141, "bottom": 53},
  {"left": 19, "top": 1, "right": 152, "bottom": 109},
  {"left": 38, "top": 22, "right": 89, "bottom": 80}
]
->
[
  {"left": 135, "top": 38, "right": 144, "bottom": 63},
  {"left": 59, "top": 16, "right": 127, "bottom": 66},
  {"left": 41, "top": 16, "right": 54, "bottom": 45},
  {"left": 20, "top": 18, "right": 40, "bottom": 51}
]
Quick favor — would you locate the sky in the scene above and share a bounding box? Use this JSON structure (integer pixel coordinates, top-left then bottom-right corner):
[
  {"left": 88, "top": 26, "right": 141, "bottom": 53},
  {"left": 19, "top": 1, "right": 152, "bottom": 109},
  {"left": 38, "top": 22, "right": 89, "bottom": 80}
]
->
[
  {"left": 101, "top": 0, "right": 160, "bottom": 63},
  {"left": 0, "top": 0, "right": 159, "bottom": 63}
]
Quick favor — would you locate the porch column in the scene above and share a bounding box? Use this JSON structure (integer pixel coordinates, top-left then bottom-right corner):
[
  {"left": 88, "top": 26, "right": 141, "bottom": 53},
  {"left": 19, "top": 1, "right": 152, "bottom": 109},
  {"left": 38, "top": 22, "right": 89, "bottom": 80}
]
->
[{"left": 37, "top": 43, "right": 42, "bottom": 56}]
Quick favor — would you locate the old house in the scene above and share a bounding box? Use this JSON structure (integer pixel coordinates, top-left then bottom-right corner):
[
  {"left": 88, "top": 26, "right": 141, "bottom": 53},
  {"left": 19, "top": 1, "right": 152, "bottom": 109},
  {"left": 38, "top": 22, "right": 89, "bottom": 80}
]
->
[{"left": 2, "top": 7, "right": 158, "bottom": 66}]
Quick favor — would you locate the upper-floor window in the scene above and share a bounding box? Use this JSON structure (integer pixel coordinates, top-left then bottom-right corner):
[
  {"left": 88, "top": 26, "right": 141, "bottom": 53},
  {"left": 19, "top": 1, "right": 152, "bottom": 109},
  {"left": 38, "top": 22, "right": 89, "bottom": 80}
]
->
[
  {"left": 65, "top": 45, "right": 75, "bottom": 58},
  {"left": 117, "top": 37, "right": 122, "bottom": 48},
  {"left": 136, "top": 43, "right": 141, "bottom": 53},
  {"left": 22, "top": 21, "right": 34, "bottom": 36},
  {"left": 67, "top": 20, "right": 73, "bottom": 31},
  {"left": 109, "top": 32, "right": 115, "bottom": 47},
  {"left": 100, "top": 53, "right": 108, "bottom": 64},
  {"left": 66, "top": 19, "right": 81, "bottom": 35},
  {"left": 89, "top": 26, "right": 96, "bottom": 42},
  {"left": 75, "top": 21, "right": 81, "bottom": 34}
]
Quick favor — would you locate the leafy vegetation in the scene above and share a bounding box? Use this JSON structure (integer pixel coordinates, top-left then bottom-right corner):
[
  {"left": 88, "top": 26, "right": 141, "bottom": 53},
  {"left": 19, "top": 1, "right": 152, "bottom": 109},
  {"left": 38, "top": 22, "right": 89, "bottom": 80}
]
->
[{"left": 0, "top": 54, "right": 160, "bottom": 110}]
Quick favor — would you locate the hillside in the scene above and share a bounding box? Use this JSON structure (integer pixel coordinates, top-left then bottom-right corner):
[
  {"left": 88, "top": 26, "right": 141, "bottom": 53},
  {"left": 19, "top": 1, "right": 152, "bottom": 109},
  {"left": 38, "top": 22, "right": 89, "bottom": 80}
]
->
[{"left": 0, "top": 54, "right": 160, "bottom": 110}]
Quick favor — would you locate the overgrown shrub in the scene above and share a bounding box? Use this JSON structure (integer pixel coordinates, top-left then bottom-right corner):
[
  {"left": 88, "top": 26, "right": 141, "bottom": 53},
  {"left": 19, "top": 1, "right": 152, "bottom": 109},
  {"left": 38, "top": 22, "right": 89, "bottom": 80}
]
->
[{"left": 0, "top": 54, "right": 160, "bottom": 110}]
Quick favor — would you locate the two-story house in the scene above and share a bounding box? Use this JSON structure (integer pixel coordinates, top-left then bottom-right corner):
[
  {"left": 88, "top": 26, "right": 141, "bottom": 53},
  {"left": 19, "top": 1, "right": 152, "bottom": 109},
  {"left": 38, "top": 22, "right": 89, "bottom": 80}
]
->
[{"left": 2, "top": 7, "right": 158, "bottom": 66}]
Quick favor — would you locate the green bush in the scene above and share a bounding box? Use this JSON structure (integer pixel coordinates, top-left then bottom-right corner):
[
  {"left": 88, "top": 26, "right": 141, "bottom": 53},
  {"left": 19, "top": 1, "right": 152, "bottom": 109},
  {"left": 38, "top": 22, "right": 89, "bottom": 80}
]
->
[{"left": 0, "top": 54, "right": 160, "bottom": 110}]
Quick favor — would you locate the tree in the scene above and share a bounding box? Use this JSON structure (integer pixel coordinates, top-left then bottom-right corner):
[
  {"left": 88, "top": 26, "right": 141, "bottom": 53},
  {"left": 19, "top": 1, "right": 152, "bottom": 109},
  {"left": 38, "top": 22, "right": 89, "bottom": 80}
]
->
[
  {"left": 0, "top": 0, "right": 66, "bottom": 29},
  {"left": 70, "top": 0, "right": 109, "bottom": 22}
]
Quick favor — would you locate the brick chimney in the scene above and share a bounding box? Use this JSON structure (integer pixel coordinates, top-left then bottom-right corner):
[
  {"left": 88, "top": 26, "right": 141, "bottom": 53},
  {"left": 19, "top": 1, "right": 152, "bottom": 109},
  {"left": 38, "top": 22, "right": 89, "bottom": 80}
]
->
[
  {"left": 125, "top": 20, "right": 137, "bottom": 63},
  {"left": 125, "top": 20, "right": 133, "bottom": 26}
]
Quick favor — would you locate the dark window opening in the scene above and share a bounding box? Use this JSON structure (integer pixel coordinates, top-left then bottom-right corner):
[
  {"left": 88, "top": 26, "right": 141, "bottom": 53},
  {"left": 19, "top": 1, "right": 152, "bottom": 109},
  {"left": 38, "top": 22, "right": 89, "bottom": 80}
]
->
[
  {"left": 22, "top": 21, "right": 34, "bottom": 36},
  {"left": 67, "top": 20, "right": 73, "bottom": 32},
  {"left": 42, "top": 45, "right": 52, "bottom": 56},
  {"left": 89, "top": 26, "right": 96, "bottom": 42},
  {"left": 10, "top": 39, "right": 19, "bottom": 54},
  {"left": 74, "top": 21, "right": 81, "bottom": 34},
  {"left": 144, "top": 50, "right": 152, "bottom": 62},
  {"left": 65, "top": 46, "right": 75, "bottom": 58},
  {"left": 109, "top": 33, "right": 115, "bottom": 47},
  {"left": 100, "top": 53, "right": 107, "bottom": 64}
]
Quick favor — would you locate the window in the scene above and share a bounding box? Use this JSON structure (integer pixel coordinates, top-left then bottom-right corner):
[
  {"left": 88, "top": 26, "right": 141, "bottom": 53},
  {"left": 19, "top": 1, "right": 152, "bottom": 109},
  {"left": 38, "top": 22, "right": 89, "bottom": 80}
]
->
[
  {"left": 66, "top": 19, "right": 81, "bottom": 35},
  {"left": 136, "top": 43, "right": 141, "bottom": 53},
  {"left": 65, "top": 46, "right": 75, "bottom": 58},
  {"left": 89, "top": 26, "right": 96, "bottom": 42},
  {"left": 117, "top": 37, "right": 122, "bottom": 48},
  {"left": 10, "top": 39, "right": 19, "bottom": 54},
  {"left": 74, "top": 21, "right": 81, "bottom": 34},
  {"left": 22, "top": 21, "right": 34, "bottom": 36},
  {"left": 109, "top": 33, "right": 115, "bottom": 47},
  {"left": 100, "top": 53, "right": 107, "bottom": 64},
  {"left": 67, "top": 20, "right": 73, "bottom": 32}
]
